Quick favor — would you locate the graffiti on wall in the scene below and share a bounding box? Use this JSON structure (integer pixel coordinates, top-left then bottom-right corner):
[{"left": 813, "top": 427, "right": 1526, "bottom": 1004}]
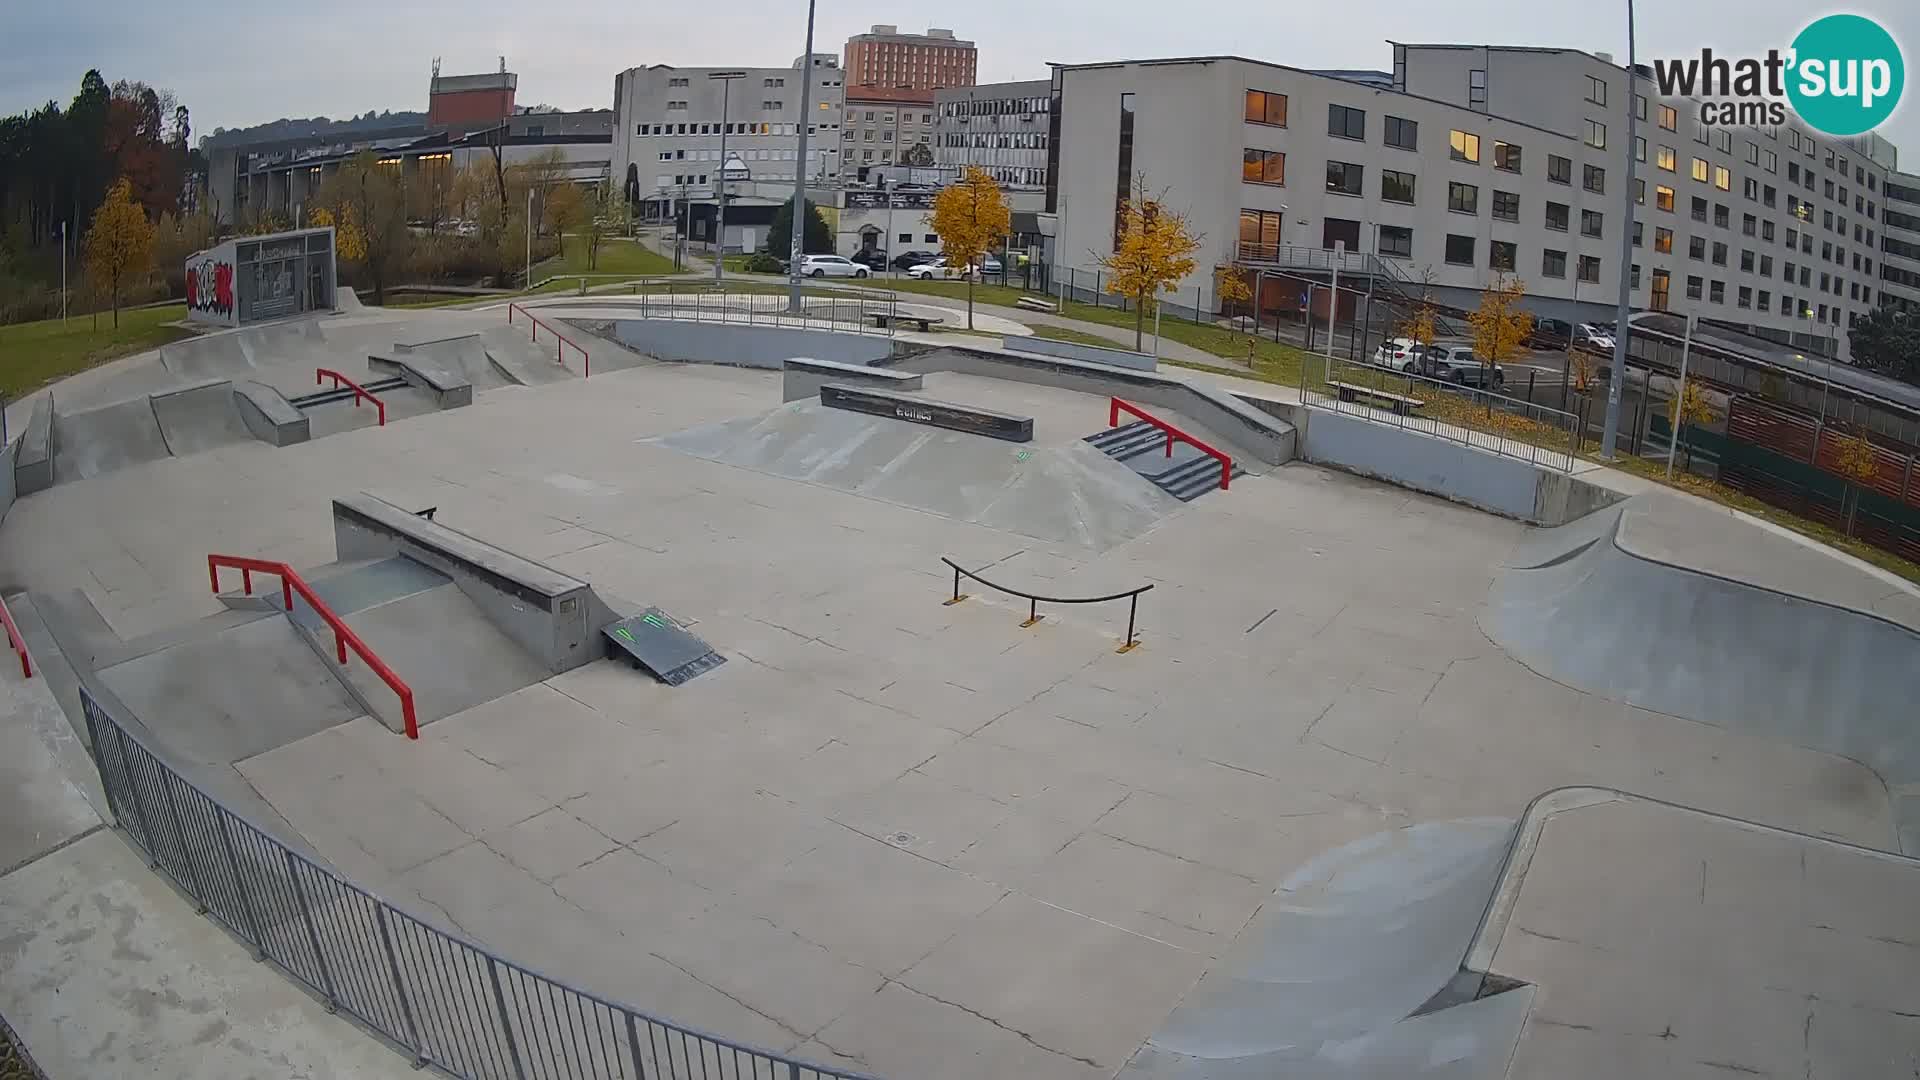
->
[{"left": 186, "top": 258, "right": 234, "bottom": 318}]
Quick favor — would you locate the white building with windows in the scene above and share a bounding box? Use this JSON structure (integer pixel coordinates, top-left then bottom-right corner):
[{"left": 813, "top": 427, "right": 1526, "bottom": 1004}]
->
[
  {"left": 1047, "top": 45, "right": 1907, "bottom": 361},
  {"left": 1882, "top": 171, "right": 1920, "bottom": 315},
  {"left": 934, "top": 79, "right": 1053, "bottom": 193},
  {"left": 610, "top": 58, "right": 846, "bottom": 239}
]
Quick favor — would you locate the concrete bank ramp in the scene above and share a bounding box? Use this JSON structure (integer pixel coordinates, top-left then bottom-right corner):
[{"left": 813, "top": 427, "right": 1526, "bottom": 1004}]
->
[
  {"left": 392, "top": 334, "right": 511, "bottom": 392},
  {"left": 651, "top": 401, "right": 1184, "bottom": 550},
  {"left": 47, "top": 380, "right": 262, "bottom": 485},
  {"left": 1123, "top": 818, "right": 1531, "bottom": 1079},
  {"left": 149, "top": 379, "right": 253, "bottom": 455},
  {"left": 1483, "top": 496, "right": 1920, "bottom": 851}
]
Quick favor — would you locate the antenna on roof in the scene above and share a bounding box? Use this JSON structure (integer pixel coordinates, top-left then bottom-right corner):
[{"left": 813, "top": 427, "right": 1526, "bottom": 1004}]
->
[
  {"left": 432, "top": 57, "right": 441, "bottom": 79},
  {"left": 499, "top": 55, "right": 507, "bottom": 74}
]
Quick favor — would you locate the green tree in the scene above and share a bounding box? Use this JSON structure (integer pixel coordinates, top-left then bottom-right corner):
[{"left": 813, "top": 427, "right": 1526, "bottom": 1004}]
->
[
  {"left": 83, "top": 177, "right": 155, "bottom": 328},
  {"left": 765, "top": 195, "right": 832, "bottom": 258},
  {"left": 1848, "top": 307, "right": 1920, "bottom": 385}
]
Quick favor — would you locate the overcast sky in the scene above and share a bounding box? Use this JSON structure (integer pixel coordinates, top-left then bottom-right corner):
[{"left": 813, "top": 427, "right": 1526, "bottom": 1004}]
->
[{"left": 3, "top": 0, "right": 1915, "bottom": 158}]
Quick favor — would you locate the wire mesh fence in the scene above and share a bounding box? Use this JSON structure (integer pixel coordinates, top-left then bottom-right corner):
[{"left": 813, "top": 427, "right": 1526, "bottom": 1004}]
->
[
  {"left": 80, "top": 683, "right": 874, "bottom": 1080},
  {"left": 600, "top": 285, "right": 902, "bottom": 337},
  {"left": 1299, "top": 353, "right": 1581, "bottom": 472}
]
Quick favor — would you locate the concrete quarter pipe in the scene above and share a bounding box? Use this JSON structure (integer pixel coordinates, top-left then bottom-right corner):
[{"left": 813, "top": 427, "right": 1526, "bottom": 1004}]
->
[{"left": 1482, "top": 495, "right": 1920, "bottom": 852}]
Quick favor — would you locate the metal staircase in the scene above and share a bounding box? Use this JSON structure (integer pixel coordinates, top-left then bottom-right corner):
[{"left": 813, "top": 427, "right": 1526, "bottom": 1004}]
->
[{"left": 1086, "top": 421, "right": 1246, "bottom": 502}]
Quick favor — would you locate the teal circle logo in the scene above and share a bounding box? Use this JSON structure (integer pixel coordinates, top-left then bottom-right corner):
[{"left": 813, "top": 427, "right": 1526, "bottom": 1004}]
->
[{"left": 1786, "top": 14, "right": 1904, "bottom": 136}]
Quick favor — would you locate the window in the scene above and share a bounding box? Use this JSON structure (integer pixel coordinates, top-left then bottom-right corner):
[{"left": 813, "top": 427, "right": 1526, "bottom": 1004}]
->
[
  {"left": 1652, "top": 268, "right": 1671, "bottom": 310},
  {"left": 1384, "top": 116, "right": 1417, "bottom": 150},
  {"left": 1542, "top": 249, "right": 1567, "bottom": 278},
  {"left": 1636, "top": 94, "right": 1648, "bottom": 120},
  {"left": 1744, "top": 178, "right": 1759, "bottom": 200},
  {"left": 1239, "top": 208, "right": 1285, "bottom": 256},
  {"left": 1635, "top": 136, "right": 1647, "bottom": 163},
  {"left": 1328, "top": 103, "right": 1366, "bottom": 140},
  {"left": 1490, "top": 240, "right": 1517, "bottom": 271},
  {"left": 1378, "top": 225, "right": 1413, "bottom": 258},
  {"left": 1582, "top": 209, "right": 1604, "bottom": 238},
  {"left": 1584, "top": 163, "right": 1605, "bottom": 194},
  {"left": 1584, "top": 120, "right": 1606, "bottom": 149},
  {"left": 1450, "top": 129, "right": 1480, "bottom": 163},
  {"left": 1745, "top": 140, "right": 1760, "bottom": 165},
  {"left": 1710, "top": 280, "right": 1725, "bottom": 304},
  {"left": 1548, "top": 154, "right": 1571, "bottom": 184},
  {"left": 1491, "top": 189, "right": 1519, "bottom": 220},
  {"left": 925, "top": 234, "right": 938, "bottom": 244},
  {"left": 1760, "top": 254, "right": 1773, "bottom": 276},
  {"left": 1578, "top": 254, "right": 1601, "bottom": 283},
  {"left": 1448, "top": 181, "right": 1479, "bottom": 214},
  {"left": 1692, "top": 157, "right": 1710, "bottom": 182},
  {"left": 1636, "top": 179, "right": 1646, "bottom": 205},
  {"left": 1445, "top": 234, "right": 1476, "bottom": 265},
  {"left": 1381, "top": 169, "right": 1416, "bottom": 204},
  {"left": 1656, "top": 185, "right": 1675, "bottom": 211},
  {"left": 1715, "top": 166, "right": 1731, "bottom": 191},
  {"left": 1545, "top": 201, "right": 1569, "bottom": 231},
  {"left": 1758, "top": 290, "right": 1771, "bottom": 310},
  {"left": 1740, "top": 249, "right": 1755, "bottom": 272},
  {"left": 1686, "top": 274, "right": 1704, "bottom": 300},
  {"left": 1689, "top": 236, "right": 1707, "bottom": 260},
  {"left": 1632, "top": 263, "right": 1642, "bottom": 289},
  {"left": 1695, "top": 119, "right": 1710, "bottom": 145},
  {"left": 1711, "top": 241, "right": 1728, "bottom": 265},
  {"left": 1743, "top": 213, "right": 1757, "bottom": 236},
  {"left": 1765, "top": 150, "right": 1778, "bottom": 173},
  {"left": 1658, "top": 104, "right": 1678, "bottom": 131},
  {"left": 1469, "top": 68, "right": 1487, "bottom": 109},
  {"left": 1325, "top": 160, "right": 1363, "bottom": 195},
  {"left": 1655, "top": 227, "right": 1673, "bottom": 253},
  {"left": 1714, "top": 203, "right": 1730, "bottom": 228},
  {"left": 1764, "top": 185, "right": 1777, "bottom": 207},
  {"left": 1494, "top": 140, "right": 1521, "bottom": 172},
  {"left": 1585, "top": 75, "right": 1607, "bottom": 104},
  {"left": 1657, "top": 145, "right": 1677, "bottom": 172},
  {"left": 1715, "top": 129, "right": 1732, "bottom": 153},
  {"left": 1242, "top": 149, "right": 1285, "bottom": 186},
  {"left": 1691, "top": 196, "right": 1708, "bottom": 222},
  {"left": 1633, "top": 221, "right": 1643, "bottom": 247},
  {"left": 898, "top": 232, "right": 912, "bottom": 244},
  {"left": 1245, "top": 89, "right": 1288, "bottom": 126}
]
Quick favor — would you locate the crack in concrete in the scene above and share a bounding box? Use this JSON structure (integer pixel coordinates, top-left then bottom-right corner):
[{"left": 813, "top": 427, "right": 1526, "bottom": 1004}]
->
[
  {"left": 650, "top": 952, "right": 809, "bottom": 1043},
  {"left": 890, "top": 980, "right": 1102, "bottom": 1068}
]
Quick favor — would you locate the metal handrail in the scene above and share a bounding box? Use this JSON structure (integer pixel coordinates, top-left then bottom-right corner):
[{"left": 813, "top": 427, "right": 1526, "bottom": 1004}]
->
[
  {"left": 507, "top": 301, "right": 591, "bottom": 377},
  {"left": 941, "top": 557, "right": 1154, "bottom": 651},
  {"left": 1110, "top": 397, "right": 1233, "bottom": 492},
  {"left": 207, "top": 554, "right": 419, "bottom": 739},
  {"left": 77, "top": 681, "right": 876, "bottom": 1080},
  {"left": 0, "top": 592, "right": 32, "bottom": 678},
  {"left": 314, "top": 369, "right": 387, "bottom": 426}
]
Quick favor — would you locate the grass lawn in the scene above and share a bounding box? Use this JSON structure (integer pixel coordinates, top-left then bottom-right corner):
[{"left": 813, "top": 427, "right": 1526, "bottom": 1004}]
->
[
  {"left": 0, "top": 305, "right": 192, "bottom": 399},
  {"left": 1030, "top": 325, "right": 1127, "bottom": 349},
  {"left": 535, "top": 236, "right": 680, "bottom": 282}
]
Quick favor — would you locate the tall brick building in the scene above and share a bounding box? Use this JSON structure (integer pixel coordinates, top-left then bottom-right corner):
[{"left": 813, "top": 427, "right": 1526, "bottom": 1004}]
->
[{"left": 843, "top": 26, "right": 976, "bottom": 92}]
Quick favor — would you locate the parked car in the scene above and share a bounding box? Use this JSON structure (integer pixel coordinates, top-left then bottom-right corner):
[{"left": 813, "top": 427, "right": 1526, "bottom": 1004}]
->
[
  {"left": 798, "top": 254, "right": 868, "bottom": 278},
  {"left": 848, "top": 249, "right": 889, "bottom": 271},
  {"left": 1415, "top": 343, "right": 1507, "bottom": 389},
  {"left": 1527, "top": 318, "right": 1574, "bottom": 351},
  {"left": 978, "top": 255, "right": 1003, "bottom": 275},
  {"left": 892, "top": 250, "right": 940, "bottom": 270},
  {"left": 1575, "top": 323, "right": 1616, "bottom": 351},
  {"left": 906, "top": 261, "right": 964, "bottom": 280},
  {"left": 1372, "top": 337, "right": 1428, "bottom": 371}
]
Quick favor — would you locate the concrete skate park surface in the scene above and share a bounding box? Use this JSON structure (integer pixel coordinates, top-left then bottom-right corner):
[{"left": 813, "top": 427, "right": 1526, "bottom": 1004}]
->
[{"left": 3, "top": 309, "right": 1919, "bottom": 1079}]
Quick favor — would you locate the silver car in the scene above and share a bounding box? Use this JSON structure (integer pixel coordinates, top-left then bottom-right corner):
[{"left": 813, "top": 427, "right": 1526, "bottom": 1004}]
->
[
  {"left": 1415, "top": 344, "right": 1507, "bottom": 389},
  {"left": 798, "top": 254, "right": 869, "bottom": 279}
]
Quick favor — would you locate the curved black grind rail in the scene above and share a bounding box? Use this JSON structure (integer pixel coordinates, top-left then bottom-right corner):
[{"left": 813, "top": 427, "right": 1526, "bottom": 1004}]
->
[{"left": 941, "top": 557, "right": 1154, "bottom": 652}]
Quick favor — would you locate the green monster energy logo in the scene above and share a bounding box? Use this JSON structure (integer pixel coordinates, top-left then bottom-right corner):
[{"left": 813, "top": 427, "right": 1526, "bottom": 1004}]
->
[
  {"left": 614, "top": 627, "right": 636, "bottom": 643},
  {"left": 642, "top": 613, "right": 666, "bottom": 628}
]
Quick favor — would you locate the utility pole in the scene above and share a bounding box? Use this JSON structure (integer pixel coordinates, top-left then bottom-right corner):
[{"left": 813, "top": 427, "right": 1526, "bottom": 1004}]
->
[
  {"left": 1599, "top": 0, "right": 1641, "bottom": 459},
  {"left": 60, "top": 220, "right": 68, "bottom": 323},
  {"left": 525, "top": 187, "right": 533, "bottom": 288},
  {"left": 710, "top": 71, "right": 746, "bottom": 284},
  {"left": 787, "top": 0, "right": 818, "bottom": 313},
  {"left": 1667, "top": 313, "right": 1695, "bottom": 480}
]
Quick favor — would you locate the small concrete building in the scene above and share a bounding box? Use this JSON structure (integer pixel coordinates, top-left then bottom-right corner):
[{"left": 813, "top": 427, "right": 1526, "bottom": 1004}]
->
[{"left": 185, "top": 226, "right": 337, "bottom": 327}]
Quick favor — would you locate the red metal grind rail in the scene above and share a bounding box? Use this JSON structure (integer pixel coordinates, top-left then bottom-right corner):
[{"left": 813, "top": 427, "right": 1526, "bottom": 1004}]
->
[
  {"left": 0, "top": 593, "right": 32, "bottom": 678},
  {"left": 1109, "top": 397, "right": 1234, "bottom": 492},
  {"left": 508, "top": 302, "right": 591, "bottom": 377},
  {"left": 208, "top": 555, "right": 419, "bottom": 739},
  {"left": 315, "top": 368, "right": 387, "bottom": 426}
]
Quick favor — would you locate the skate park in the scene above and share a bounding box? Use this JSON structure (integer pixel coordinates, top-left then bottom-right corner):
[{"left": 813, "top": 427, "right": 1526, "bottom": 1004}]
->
[{"left": 3, "top": 293, "right": 1919, "bottom": 1080}]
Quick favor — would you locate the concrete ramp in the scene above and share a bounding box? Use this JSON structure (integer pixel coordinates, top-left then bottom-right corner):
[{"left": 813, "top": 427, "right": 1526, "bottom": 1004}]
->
[
  {"left": 160, "top": 331, "right": 253, "bottom": 381},
  {"left": 149, "top": 379, "right": 253, "bottom": 456},
  {"left": 392, "top": 334, "right": 510, "bottom": 393},
  {"left": 652, "top": 402, "right": 1185, "bottom": 550},
  {"left": 335, "top": 583, "right": 551, "bottom": 732},
  {"left": 51, "top": 396, "right": 171, "bottom": 483},
  {"left": 1483, "top": 498, "right": 1920, "bottom": 851}
]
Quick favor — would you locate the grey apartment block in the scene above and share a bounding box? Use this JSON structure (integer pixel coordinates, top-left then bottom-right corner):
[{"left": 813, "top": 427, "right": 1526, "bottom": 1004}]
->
[
  {"left": 1049, "top": 47, "right": 1911, "bottom": 361},
  {"left": 841, "top": 92, "right": 936, "bottom": 176},
  {"left": 934, "top": 79, "right": 1053, "bottom": 191},
  {"left": 1881, "top": 170, "right": 1920, "bottom": 313}
]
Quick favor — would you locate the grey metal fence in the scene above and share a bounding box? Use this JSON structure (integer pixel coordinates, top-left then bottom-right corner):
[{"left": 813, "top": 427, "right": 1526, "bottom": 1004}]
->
[
  {"left": 79, "top": 684, "right": 873, "bottom": 1080},
  {"left": 1300, "top": 353, "right": 1581, "bottom": 472}
]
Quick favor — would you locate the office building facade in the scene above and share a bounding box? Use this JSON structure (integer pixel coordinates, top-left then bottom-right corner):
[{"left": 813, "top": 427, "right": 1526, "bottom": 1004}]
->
[
  {"left": 843, "top": 26, "right": 977, "bottom": 92},
  {"left": 935, "top": 79, "right": 1052, "bottom": 192},
  {"left": 842, "top": 86, "right": 936, "bottom": 179}
]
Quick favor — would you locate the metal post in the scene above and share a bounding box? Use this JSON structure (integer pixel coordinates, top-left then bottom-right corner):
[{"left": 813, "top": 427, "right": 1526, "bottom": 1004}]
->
[
  {"left": 626, "top": 1014, "right": 651, "bottom": 1080},
  {"left": 1153, "top": 299, "right": 1162, "bottom": 360},
  {"left": 1327, "top": 241, "right": 1342, "bottom": 364},
  {"left": 1599, "top": 0, "right": 1642, "bottom": 459},
  {"left": 486, "top": 957, "right": 529, "bottom": 1080},
  {"left": 1126, "top": 594, "right": 1138, "bottom": 648},
  {"left": 1668, "top": 313, "right": 1695, "bottom": 480},
  {"left": 215, "top": 810, "right": 268, "bottom": 959},
  {"left": 374, "top": 907, "right": 427, "bottom": 1065},
  {"left": 714, "top": 74, "right": 733, "bottom": 285},
  {"left": 157, "top": 772, "right": 208, "bottom": 912},
  {"left": 787, "top": 0, "right": 818, "bottom": 314},
  {"left": 118, "top": 728, "right": 160, "bottom": 867},
  {"left": 525, "top": 188, "right": 533, "bottom": 289},
  {"left": 286, "top": 849, "right": 338, "bottom": 1010}
]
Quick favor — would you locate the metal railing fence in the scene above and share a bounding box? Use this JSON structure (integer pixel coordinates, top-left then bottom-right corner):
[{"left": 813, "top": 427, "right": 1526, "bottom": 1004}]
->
[
  {"left": 563, "top": 285, "right": 902, "bottom": 338},
  {"left": 79, "top": 684, "right": 873, "bottom": 1080},
  {"left": 1300, "top": 353, "right": 1581, "bottom": 472}
]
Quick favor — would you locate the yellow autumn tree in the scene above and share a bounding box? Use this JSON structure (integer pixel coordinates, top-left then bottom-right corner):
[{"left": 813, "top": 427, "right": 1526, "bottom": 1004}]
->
[
  {"left": 1667, "top": 378, "right": 1715, "bottom": 469},
  {"left": 1098, "top": 180, "right": 1202, "bottom": 351},
  {"left": 1831, "top": 431, "right": 1881, "bottom": 536},
  {"left": 929, "top": 166, "right": 1012, "bottom": 330},
  {"left": 1214, "top": 263, "right": 1253, "bottom": 335},
  {"left": 1467, "top": 273, "right": 1534, "bottom": 383},
  {"left": 308, "top": 205, "right": 367, "bottom": 262},
  {"left": 83, "top": 178, "right": 157, "bottom": 329}
]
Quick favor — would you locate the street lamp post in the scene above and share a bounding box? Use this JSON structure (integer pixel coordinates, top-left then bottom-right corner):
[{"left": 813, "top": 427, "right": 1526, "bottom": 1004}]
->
[
  {"left": 787, "top": 0, "right": 819, "bottom": 313},
  {"left": 1599, "top": 0, "right": 1641, "bottom": 459},
  {"left": 526, "top": 187, "right": 534, "bottom": 288},
  {"left": 710, "top": 71, "right": 746, "bottom": 284}
]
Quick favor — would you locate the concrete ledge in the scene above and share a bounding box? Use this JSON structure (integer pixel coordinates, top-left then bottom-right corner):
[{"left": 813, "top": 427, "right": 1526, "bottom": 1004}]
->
[
  {"left": 332, "top": 493, "right": 614, "bottom": 673},
  {"left": 1001, "top": 334, "right": 1156, "bottom": 372},
  {"left": 820, "top": 383, "right": 1034, "bottom": 442},
  {"left": 782, "top": 357, "right": 922, "bottom": 402},
  {"left": 891, "top": 345, "right": 1296, "bottom": 465},
  {"left": 233, "top": 381, "right": 310, "bottom": 447},
  {"left": 15, "top": 395, "right": 52, "bottom": 496},
  {"left": 369, "top": 353, "right": 474, "bottom": 409},
  {"left": 606, "top": 319, "right": 893, "bottom": 370}
]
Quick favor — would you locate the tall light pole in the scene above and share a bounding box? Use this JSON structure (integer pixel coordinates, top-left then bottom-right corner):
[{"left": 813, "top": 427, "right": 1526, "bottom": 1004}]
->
[
  {"left": 1599, "top": 0, "right": 1641, "bottom": 459},
  {"left": 526, "top": 187, "right": 534, "bottom": 288},
  {"left": 787, "top": 0, "right": 819, "bottom": 313},
  {"left": 710, "top": 70, "right": 746, "bottom": 284}
]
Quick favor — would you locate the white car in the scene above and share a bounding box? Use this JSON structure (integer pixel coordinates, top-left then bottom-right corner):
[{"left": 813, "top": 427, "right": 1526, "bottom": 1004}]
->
[
  {"left": 907, "top": 261, "right": 964, "bottom": 280},
  {"left": 1576, "top": 323, "right": 1616, "bottom": 351},
  {"left": 799, "top": 254, "right": 868, "bottom": 279},
  {"left": 1372, "top": 337, "right": 1425, "bottom": 371}
]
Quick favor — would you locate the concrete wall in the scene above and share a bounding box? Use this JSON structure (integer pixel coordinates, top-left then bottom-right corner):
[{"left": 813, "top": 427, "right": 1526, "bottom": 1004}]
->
[
  {"left": 607, "top": 320, "right": 893, "bottom": 369},
  {"left": 14, "top": 396, "right": 52, "bottom": 496},
  {"left": 1003, "top": 335, "right": 1156, "bottom": 372},
  {"left": 0, "top": 437, "right": 15, "bottom": 526},
  {"left": 368, "top": 355, "right": 474, "bottom": 409},
  {"left": 782, "top": 357, "right": 922, "bottom": 402},
  {"left": 233, "top": 382, "right": 310, "bottom": 447}
]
